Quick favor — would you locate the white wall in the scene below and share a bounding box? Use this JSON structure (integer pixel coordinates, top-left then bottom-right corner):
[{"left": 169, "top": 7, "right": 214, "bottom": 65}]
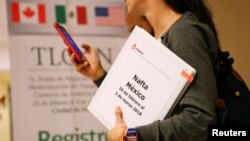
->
[{"left": 0, "top": 0, "right": 10, "bottom": 71}]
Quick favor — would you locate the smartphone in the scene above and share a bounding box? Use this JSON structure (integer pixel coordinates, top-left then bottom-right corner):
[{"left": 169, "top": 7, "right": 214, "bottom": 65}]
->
[{"left": 53, "top": 22, "right": 85, "bottom": 63}]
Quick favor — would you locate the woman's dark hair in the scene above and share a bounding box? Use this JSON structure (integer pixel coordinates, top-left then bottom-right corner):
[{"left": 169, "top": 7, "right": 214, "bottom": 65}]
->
[{"left": 165, "top": 0, "right": 221, "bottom": 51}]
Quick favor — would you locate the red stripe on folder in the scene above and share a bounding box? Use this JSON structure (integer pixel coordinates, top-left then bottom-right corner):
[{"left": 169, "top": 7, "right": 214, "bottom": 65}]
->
[{"left": 181, "top": 70, "right": 194, "bottom": 82}]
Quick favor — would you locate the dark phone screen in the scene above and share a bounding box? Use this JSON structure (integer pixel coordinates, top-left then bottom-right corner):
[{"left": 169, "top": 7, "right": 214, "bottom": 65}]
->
[{"left": 60, "top": 26, "right": 83, "bottom": 58}]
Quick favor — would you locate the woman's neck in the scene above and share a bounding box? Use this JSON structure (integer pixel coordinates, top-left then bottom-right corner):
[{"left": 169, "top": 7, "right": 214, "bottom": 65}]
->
[{"left": 145, "top": 6, "right": 182, "bottom": 39}]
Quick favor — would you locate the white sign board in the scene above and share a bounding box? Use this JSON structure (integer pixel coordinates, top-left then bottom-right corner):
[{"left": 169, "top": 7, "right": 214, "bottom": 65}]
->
[{"left": 9, "top": 35, "right": 126, "bottom": 141}]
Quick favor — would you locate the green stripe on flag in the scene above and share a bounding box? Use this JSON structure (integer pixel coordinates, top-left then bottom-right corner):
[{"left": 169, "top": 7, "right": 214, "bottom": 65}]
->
[{"left": 55, "top": 5, "right": 66, "bottom": 24}]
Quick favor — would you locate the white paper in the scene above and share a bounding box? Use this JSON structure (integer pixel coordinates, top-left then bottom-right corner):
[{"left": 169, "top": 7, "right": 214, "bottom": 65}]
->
[{"left": 87, "top": 26, "right": 196, "bottom": 129}]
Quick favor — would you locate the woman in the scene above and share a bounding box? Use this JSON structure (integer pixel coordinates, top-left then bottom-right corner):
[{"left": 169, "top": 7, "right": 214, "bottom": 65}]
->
[{"left": 68, "top": 0, "right": 220, "bottom": 140}]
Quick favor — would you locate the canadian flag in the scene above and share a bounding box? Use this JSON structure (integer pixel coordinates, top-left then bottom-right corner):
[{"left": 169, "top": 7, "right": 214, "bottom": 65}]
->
[{"left": 11, "top": 2, "right": 46, "bottom": 24}]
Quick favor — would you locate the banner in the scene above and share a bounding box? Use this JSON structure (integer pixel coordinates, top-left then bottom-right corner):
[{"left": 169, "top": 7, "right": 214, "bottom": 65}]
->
[
  {"left": 8, "top": 0, "right": 128, "bottom": 141},
  {"left": 10, "top": 35, "right": 126, "bottom": 141},
  {"left": 7, "top": 0, "right": 128, "bottom": 36}
]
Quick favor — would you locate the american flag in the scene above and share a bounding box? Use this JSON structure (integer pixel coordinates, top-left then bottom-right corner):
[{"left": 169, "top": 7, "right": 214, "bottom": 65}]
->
[{"left": 95, "top": 7, "right": 126, "bottom": 27}]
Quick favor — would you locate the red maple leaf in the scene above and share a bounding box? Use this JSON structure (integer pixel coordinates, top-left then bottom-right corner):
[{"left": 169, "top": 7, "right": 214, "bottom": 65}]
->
[{"left": 23, "top": 7, "right": 35, "bottom": 18}]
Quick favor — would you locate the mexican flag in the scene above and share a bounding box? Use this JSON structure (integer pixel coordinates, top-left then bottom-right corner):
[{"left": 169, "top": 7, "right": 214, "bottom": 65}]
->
[
  {"left": 11, "top": 2, "right": 46, "bottom": 24},
  {"left": 55, "top": 5, "right": 87, "bottom": 25}
]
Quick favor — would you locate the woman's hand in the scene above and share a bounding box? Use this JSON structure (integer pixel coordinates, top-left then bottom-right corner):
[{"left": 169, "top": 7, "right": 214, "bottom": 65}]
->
[
  {"left": 67, "top": 44, "right": 106, "bottom": 81},
  {"left": 107, "top": 107, "right": 127, "bottom": 141}
]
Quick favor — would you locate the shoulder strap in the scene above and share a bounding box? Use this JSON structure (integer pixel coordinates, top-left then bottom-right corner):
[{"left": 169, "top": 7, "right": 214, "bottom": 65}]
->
[{"left": 217, "top": 51, "right": 234, "bottom": 83}]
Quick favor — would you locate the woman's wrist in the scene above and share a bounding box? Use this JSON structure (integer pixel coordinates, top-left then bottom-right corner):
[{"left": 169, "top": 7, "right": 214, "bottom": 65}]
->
[
  {"left": 124, "top": 128, "right": 137, "bottom": 141},
  {"left": 93, "top": 67, "right": 106, "bottom": 81},
  {"left": 93, "top": 71, "right": 107, "bottom": 87}
]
